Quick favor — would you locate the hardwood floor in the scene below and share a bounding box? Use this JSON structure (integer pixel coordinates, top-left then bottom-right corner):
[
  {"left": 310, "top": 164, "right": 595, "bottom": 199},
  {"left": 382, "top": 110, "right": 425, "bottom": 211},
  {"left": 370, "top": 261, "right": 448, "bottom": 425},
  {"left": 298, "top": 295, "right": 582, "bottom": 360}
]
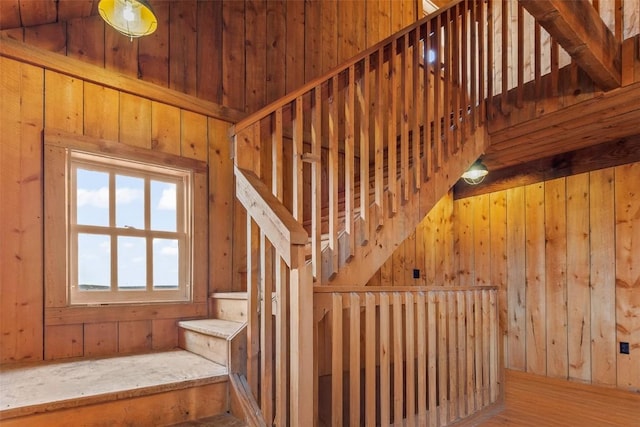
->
[{"left": 475, "top": 370, "right": 640, "bottom": 426}]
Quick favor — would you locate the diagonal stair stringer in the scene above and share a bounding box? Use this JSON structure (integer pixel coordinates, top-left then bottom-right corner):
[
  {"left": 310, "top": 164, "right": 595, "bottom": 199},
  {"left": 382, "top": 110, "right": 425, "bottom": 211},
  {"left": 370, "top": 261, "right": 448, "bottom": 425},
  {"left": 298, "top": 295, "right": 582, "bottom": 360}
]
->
[{"left": 325, "top": 125, "right": 490, "bottom": 287}]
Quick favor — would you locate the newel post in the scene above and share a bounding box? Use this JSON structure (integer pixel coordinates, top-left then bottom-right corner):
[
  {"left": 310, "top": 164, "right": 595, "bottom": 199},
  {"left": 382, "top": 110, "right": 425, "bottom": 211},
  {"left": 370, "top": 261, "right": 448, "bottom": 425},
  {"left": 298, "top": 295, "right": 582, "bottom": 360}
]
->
[
  {"left": 289, "top": 246, "right": 314, "bottom": 426},
  {"left": 232, "top": 122, "right": 262, "bottom": 177}
]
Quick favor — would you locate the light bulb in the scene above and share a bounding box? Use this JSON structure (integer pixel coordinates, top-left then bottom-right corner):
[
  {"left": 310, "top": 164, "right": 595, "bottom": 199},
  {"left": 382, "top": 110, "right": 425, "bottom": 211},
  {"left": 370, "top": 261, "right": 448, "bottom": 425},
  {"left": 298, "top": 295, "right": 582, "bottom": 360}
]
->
[{"left": 123, "top": 2, "right": 135, "bottom": 22}]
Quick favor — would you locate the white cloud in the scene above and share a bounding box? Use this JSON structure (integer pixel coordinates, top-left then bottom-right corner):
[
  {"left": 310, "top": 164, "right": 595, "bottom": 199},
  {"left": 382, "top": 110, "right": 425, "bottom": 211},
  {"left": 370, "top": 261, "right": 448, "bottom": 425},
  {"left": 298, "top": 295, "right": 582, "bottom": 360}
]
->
[
  {"left": 76, "top": 187, "right": 142, "bottom": 208},
  {"left": 157, "top": 187, "right": 176, "bottom": 211},
  {"left": 116, "top": 187, "right": 142, "bottom": 204},
  {"left": 77, "top": 187, "right": 109, "bottom": 208}
]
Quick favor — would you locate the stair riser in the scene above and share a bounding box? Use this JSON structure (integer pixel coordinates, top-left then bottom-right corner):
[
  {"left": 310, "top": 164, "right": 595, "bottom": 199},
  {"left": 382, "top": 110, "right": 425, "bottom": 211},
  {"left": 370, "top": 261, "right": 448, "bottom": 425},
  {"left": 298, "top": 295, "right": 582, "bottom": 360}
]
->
[
  {"left": 0, "top": 382, "right": 228, "bottom": 427},
  {"left": 210, "top": 298, "right": 248, "bottom": 323},
  {"left": 179, "top": 329, "right": 229, "bottom": 366}
]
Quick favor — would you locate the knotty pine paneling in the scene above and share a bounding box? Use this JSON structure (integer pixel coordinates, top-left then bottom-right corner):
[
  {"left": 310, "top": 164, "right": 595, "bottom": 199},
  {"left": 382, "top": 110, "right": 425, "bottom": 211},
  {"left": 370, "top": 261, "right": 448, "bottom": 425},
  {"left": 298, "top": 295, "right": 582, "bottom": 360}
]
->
[
  {"left": 3, "top": 0, "right": 418, "bottom": 115},
  {"left": 0, "top": 57, "right": 44, "bottom": 364},
  {"left": 0, "top": 56, "right": 233, "bottom": 364},
  {"left": 369, "top": 162, "right": 640, "bottom": 392}
]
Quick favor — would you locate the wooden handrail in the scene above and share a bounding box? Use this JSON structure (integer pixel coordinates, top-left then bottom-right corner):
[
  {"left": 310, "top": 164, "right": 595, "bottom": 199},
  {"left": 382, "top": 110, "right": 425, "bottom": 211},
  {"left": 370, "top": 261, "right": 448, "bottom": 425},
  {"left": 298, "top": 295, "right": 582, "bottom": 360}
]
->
[
  {"left": 235, "top": 166, "right": 308, "bottom": 268},
  {"left": 314, "top": 285, "right": 498, "bottom": 293}
]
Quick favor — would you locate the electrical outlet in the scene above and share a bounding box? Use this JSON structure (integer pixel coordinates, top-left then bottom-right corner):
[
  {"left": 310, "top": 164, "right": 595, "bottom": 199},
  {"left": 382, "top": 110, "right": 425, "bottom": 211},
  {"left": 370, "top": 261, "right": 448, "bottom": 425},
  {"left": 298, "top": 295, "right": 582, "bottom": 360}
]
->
[
  {"left": 620, "top": 342, "right": 630, "bottom": 355},
  {"left": 413, "top": 269, "right": 420, "bottom": 279}
]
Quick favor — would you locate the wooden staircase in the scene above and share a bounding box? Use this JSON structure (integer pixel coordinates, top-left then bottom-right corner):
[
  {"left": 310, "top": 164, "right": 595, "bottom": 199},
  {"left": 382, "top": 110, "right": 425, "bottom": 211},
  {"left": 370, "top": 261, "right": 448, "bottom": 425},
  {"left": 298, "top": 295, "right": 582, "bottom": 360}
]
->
[{"left": 229, "top": 1, "right": 492, "bottom": 425}]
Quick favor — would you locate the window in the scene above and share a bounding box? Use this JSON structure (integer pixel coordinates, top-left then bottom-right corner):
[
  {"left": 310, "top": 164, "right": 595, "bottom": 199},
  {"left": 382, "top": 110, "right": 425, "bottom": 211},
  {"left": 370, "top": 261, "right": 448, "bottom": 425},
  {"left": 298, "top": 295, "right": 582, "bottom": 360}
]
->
[{"left": 68, "top": 150, "right": 192, "bottom": 305}]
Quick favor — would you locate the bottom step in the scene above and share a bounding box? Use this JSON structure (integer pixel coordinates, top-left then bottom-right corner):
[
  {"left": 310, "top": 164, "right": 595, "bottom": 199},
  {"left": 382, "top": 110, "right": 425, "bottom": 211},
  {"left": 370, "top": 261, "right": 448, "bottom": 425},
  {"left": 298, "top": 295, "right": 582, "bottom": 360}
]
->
[{"left": 0, "top": 350, "right": 229, "bottom": 426}]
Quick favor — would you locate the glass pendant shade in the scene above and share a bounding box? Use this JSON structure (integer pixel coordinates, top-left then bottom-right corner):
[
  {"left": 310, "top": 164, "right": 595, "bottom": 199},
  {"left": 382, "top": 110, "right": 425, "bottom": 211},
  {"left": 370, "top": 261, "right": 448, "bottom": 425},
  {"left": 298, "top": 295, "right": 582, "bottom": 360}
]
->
[
  {"left": 99, "top": 0, "right": 157, "bottom": 39},
  {"left": 462, "top": 160, "right": 489, "bottom": 185}
]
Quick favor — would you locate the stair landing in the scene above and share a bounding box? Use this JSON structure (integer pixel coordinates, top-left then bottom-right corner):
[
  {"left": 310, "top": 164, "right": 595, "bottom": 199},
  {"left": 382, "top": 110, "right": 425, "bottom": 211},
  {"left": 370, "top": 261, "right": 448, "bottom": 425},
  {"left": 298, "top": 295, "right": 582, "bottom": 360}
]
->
[{"left": 0, "top": 350, "right": 227, "bottom": 420}]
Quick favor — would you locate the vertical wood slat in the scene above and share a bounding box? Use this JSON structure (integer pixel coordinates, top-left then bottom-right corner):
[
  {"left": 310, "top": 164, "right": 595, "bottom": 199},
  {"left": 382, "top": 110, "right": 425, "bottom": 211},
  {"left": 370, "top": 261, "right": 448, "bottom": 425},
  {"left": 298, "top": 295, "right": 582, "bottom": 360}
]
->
[
  {"left": 427, "top": 293, "right": 438, "bottom": 427},
  {"left": 357, "top": 57, "right": 370, "bottom": 244},
  {"left": 465, "top": 291, "right": 476, "bottom": 414},
  {"left": 545, "top": 178, "right": 568, "bottom": 379},
  {"left": 275, "top": 257, "right": 288, "bottom": 427},
  {"left": 424, "top": 18, "right": 433, "bottom": 181},
  {"left": 388, "top": 38, "right": 398, "bottom": 214},
  {"left": 401, "top": 34, "right": 410, "bottom": 202},
  {"left": 393, "top": 292, "right": 404, "bottom": 426},
  {"left": 405, "top": 292, "right": 416, "bottom": 426},
  {"left": 290, "top": 259, "right": 313, "bottom": 427},
  {"left": 482, "top": 290, "right": 491, "bottom": 406},
  {"left": 311, "top": 88, "right": 322, "bottom": 283},
  {"left": 516, "top": 3, "right": 524, "bottom": 108},
  {"left": 590, "top": 168, "right": 616, "bottom": 386},
  {"left": 272, "top": 109, "right": 283, "bottom": 200},
  {"left": 345, "top": 67, "right": 356, "bottom": 260},
  {"left": 246, "top": 217, "right": 259, "bottom": 397},
  {"left": 417, "top": 292, "right": 427, "bottom": 426},
  {"left": 332, "top": 293, "right": 343, "bottom": 426},
  {"left": 443, "top": 8, "right": 452, "bottom": 159},
  {"left": 365, "top": 292, "right": 376, "bottom": 427},
  {"left": 448, "top": 292, "right": 459, "bottom": 422},
  {"left": 489, "top": 290, "right": 498, "bottom": 403},
  {"left": 412, "top": 29, "right": 422, "bottom": 190},
  {"left": 328, "top": 77, "right": 339, "bottom": 275},
  {"left": 486, "top": 0, "right": 494, "bottom": 118},
  {"left": 374, "top": 47, "right": 385, "bottom": 225},
  {"left": 380, "top": 292, "right": 391, "bottom": 427},
  {"left": 433, "top": 14, "right": 442, "bottom": 170},
  {"left": 457, "top": 292, "right": 467, "bottom": 418},
  {"left": 260, "top": 233, "right": 274, "bottom": 425},
  {"left": 566, "top": 173, "right": 591, "bottom": 383},
  {"left": 451, "top": 3, "right": 460, "bottom": 153},
  {"left": 501, "top": 0, "right": 509, "bottom": 113},
  {"left": 350, "top": 293, "right": 361, "bottom": 427},
  {"left": 461, "top": 0, "right": 469, "bottom": 142},
  {"left": 478, "top": 0, "right": 486, "bottom": 124},
  {"left": 438, "top": 292, "right": 450, "bottom": 423},
  {"left": 470, "top": 0, "right": 478, "bottom": 131},
  {"left": 292, "top": 96, "right": 304, "bottom": 222}
]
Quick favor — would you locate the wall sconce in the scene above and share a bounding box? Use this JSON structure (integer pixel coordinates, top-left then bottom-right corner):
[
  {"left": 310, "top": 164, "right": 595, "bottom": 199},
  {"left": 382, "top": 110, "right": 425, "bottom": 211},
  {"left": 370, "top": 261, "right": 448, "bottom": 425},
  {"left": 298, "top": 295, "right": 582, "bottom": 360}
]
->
[
  {"left": 461, "top": 159, "right": 488, "bottom": 185},
  {"left": 98, "top": 0, "right": 157, "bottom": 40}
]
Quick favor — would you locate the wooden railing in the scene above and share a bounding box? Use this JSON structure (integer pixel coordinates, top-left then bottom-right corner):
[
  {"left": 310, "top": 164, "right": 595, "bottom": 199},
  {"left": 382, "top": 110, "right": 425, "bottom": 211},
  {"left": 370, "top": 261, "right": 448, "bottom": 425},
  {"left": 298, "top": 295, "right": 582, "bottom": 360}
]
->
[
  {"left": 231, "top": 0, "right": 490, "bottom": 286},
  {"left": 313, "top": 286, "right": 499, "bottom": 426},
  {"left": 234, "top": 167, "right": 313, "bottom": 426}
]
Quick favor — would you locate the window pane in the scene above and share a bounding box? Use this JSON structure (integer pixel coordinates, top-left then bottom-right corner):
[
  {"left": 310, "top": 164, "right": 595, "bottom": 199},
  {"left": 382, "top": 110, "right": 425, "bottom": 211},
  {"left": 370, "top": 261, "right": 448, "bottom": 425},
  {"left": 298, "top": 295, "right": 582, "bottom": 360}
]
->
[
  {"left": 118, "top": 236, "right": 146, "bottom": 289},
  {"left": 151, "top": 181, "right": 177, "bottom": 231},
  {"left": 116, "top": 175, "right": 144, "bottom": 229},
  {"left": 78, "top": 233, "right": 110, "bottom": 291},
  {"left": 153, "top": 239, "right": 179, "bottom": 289},
  {"left": 76, "top": 169, "right": 109, "bottom": 226}
]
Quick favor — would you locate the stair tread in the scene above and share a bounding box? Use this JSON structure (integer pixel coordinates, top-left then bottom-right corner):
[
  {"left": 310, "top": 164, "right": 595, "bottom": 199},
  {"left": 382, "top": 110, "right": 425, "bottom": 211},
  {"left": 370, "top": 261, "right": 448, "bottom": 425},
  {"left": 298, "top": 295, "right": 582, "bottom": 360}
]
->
[
  {"left": 0, "top": 350, "right": 227, "bottom": 418},
  {"left": 179, "top": 319, "right": 245, "bottom": 339}
]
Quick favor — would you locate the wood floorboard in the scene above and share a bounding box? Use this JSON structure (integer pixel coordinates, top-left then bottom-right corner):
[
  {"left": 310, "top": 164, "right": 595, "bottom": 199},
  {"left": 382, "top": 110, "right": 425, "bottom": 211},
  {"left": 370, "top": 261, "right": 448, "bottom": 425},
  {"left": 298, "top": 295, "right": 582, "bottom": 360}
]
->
[{"left": 477, "top": 370, "right": 640, "bottom": 426}]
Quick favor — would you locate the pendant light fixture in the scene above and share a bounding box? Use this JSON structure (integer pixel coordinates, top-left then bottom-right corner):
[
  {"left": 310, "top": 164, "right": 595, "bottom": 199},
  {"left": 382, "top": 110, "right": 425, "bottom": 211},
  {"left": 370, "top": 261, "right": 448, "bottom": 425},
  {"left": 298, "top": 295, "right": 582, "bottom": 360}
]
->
[
  {"left": 461, "top": 159, "right": 489, "bottom": 185},
  {"left": 98, "top": 0, "right": 157, "bottom": 40}
]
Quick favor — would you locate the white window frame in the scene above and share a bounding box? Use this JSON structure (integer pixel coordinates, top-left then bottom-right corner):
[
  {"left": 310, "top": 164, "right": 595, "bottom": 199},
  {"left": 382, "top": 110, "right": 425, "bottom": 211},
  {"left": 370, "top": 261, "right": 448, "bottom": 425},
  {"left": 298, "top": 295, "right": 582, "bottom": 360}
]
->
[{"left": 67, "top": 150, "right": 193, "bottom": 305}]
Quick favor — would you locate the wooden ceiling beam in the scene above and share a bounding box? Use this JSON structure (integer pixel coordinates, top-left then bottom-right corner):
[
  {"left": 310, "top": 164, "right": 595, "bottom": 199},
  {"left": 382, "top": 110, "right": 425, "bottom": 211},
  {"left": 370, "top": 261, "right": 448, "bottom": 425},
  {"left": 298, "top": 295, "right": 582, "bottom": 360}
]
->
[
  {"left": 519, "top": 0, "right": 621, "bottom": 91},
  {"left": 454, "top": 134, "right": 640, "bottom": 199}
]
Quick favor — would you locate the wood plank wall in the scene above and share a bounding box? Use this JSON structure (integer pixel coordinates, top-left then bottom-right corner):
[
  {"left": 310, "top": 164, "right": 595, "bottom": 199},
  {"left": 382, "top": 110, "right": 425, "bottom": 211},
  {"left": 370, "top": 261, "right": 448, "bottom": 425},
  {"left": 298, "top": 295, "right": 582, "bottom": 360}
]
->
[
  {"left": 369, "top": 162, "right": 640, "bottom": 392},
  {"left": 0, "top": 55, "right": 233, "bottom": 363},
  {"left": 0, "top": 0, "right": 419, "bottom": 115}
]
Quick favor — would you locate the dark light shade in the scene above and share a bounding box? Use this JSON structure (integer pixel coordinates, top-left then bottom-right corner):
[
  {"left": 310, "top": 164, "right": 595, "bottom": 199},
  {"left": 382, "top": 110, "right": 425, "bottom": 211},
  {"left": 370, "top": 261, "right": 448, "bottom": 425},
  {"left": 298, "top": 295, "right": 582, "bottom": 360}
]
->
[
  {"left": 461, "top": 159, "right": 489, "bottom": 185},
  {"left": 98, "top": 0, "right": 157, "bottom": 39}
]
